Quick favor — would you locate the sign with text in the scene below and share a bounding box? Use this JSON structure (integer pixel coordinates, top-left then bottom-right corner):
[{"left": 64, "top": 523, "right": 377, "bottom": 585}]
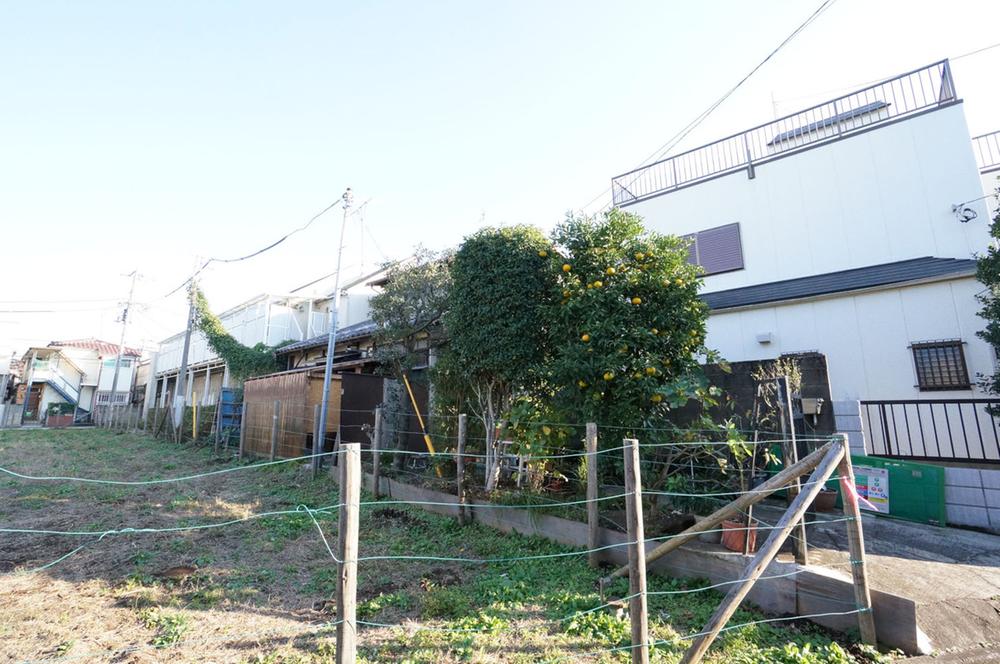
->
[{"left": 854, "top": 465, "right": 890, "bottom": 514}]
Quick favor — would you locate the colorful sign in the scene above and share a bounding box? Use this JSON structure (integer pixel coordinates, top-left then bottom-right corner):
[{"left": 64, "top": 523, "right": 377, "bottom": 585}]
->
[{"left": 854, "top": 465, "right": 890, "bottom": 514}]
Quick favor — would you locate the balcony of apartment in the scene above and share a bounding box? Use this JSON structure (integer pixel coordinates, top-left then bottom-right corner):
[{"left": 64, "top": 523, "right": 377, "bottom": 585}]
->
[
  {"left": 611, "top": 60, "right": 959, "bottom": 207},
  {"left": 973, "top": 130, "right": 1000, "bottom": 175}
]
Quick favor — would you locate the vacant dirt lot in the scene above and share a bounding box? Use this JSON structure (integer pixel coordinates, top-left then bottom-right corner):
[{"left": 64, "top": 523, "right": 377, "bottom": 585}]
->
[{"left": 1, "top": 428, "right": 892, "bottom": 663}]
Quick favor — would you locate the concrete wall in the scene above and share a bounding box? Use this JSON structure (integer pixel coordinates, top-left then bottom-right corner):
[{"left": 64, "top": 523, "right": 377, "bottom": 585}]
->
[
  {"left": 706, "top": 277, "right": 992, "bottom": 403},
  {"left": 944, "top": 466, "right": 1000, "bottom": 532},
  {"left": 624, "top": 104, "right": 990, "bottom": 292},
  {"left": 832, "top": 400, "right": 868, "bottom": 456}
]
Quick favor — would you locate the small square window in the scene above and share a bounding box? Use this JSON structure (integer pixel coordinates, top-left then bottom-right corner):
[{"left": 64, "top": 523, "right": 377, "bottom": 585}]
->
[{"left": 911, "top": 340, "right": 970, "bottom": 391}]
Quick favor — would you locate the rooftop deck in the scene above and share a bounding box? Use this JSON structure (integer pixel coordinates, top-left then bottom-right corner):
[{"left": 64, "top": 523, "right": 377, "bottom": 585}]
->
[
  {"left": 612, "top": 60, "right": 959, "bottom": 206},
  {"left": 974, "top": 130, "right": 1000, "bottom": 175}
]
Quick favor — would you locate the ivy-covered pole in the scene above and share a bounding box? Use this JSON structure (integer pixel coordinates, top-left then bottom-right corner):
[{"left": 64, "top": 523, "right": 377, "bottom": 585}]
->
[{"left": 316, "top": 188, "right": 353, "bottom": 471}]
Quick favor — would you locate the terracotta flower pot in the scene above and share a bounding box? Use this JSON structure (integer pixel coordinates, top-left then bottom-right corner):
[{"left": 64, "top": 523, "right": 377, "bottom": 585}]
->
[
  {"left": 811, "top": 487, "right": 838, "bottom": 512},
  {"left": 721, "top": 518, "right": 757, "bottom": 553}
]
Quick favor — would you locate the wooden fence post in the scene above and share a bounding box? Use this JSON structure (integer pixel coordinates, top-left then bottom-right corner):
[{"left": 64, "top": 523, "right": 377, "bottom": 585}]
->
[
  {"left": 679, "top": 442, "right": 845, "bottom": 664},
  {"left": 623, "top": 438, "right": 649, "bottom": 664},
  {"left": 836, "top": 434, "right": 877, "bottom": 646},
  {"left": 312, "top": 403, "right": 322, "bottom": 479},
  {"left": 586, "top": 423, "right": 600, "bottom": 568},
  {"left": 371, "top": 406, "right": 382, "bottom": 499},
  {"left": 778, "top": 375, "right": 808, "bottom": 565},
  {"left": 336, "top": 442, "right": 361, "bottom": 664},
  {"left": 269, "top": 400, "right": 281, "bottom": 461},
  {"left": 457, "top": 413, "right": 467, "bottom": 525},
  {"left": 238, "top": 402, "right": 248, "bottom": 460}
]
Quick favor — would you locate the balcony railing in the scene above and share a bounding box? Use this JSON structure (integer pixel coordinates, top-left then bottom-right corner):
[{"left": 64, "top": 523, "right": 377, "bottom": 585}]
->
[
  {"left": 973, "top": 130, "right": 1000, "bottom": 175},
  {"left": 612, "top": 60, "right": 958, "bottom": 206},
  {"left": 861, "top": 399, "right": 1000, "bottom": 464}
]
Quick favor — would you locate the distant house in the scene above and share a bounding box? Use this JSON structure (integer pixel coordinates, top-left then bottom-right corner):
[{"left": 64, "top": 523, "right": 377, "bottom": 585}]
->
[{"left": 19, "top": 338, "right": 142, "bottom": 423}]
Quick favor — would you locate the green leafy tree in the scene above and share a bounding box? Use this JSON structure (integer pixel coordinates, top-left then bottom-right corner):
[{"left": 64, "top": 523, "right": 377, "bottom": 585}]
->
[
  {"left": 976, "top": 184, "right": 1000, "bottom": 397},
  {"left": 546, "top": 209, "right": 711, "bottom": 435},
  {"left": 369, "top": 248, "right": 452, "bottom": 376},
  {"left": 442, "top": 225, "right": 555, "bottom": 489},
  {"left": 191, "top": 286, "right": 290, "bottom": 381}
]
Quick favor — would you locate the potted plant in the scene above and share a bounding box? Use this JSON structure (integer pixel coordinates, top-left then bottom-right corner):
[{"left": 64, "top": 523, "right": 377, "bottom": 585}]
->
[
  {"left": 721, "top": 518, "right": 757, "bottom": 553},
  {"left": 811, "top": 487, "right": 839, "bottom": 512}
]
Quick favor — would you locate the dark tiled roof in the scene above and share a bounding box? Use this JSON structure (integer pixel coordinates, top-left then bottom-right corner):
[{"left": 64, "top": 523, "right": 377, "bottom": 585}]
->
[
  {"left": 275, "top": 319, "right": 377, "bottom": 355},
  {"left": 702, "top": 257, "right": 976, "bottom": 311}
]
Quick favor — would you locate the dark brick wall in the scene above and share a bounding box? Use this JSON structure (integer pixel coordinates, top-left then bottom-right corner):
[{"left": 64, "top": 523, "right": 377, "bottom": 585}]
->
[{"left": 678, "top": 352, "right": 835, "bottom": 436}]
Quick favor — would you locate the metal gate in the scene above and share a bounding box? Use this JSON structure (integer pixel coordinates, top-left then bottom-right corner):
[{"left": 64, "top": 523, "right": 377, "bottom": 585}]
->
[{"left": 860, "top": 399, "right": 1000, "bottom": 463}]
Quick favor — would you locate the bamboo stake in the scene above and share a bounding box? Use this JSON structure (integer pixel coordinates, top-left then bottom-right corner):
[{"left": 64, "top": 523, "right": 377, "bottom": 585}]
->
[
  {"left": 238, "top": 402, "right": 247, "bottom": 460},
  {"left": 312, "top": 403, "right": 322, "bottom": 479},
  {"left": 371, "top": 406, "right": 382, "bottom": 498},
  {"left": 604, "top": 440, "right": 834, "bottom": 582},
  {"left": 269, "top": 400, "right": 281, "bottom": 461},
  {"left": 457, "top": 413, "right": 467, "bottom": 525},
  {"left": 680, "top": 442, "right": 845, "bottom": 664}
]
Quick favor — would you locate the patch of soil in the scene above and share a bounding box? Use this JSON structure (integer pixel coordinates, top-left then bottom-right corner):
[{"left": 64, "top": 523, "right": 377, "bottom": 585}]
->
[
  {"left": 371, "top": 507, "right": 423, "bottom": 527},
  {"left": 603, "top": 509, "right": 696, "bottom": 536}
]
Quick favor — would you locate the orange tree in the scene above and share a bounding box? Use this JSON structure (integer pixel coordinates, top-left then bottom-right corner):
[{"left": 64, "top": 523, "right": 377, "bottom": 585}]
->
[
  {"left": 442, "top": 225, "right": 555, "bottom": 490},
  {"left": 545, "top": 209, "right": 712, "bottom": 434}
]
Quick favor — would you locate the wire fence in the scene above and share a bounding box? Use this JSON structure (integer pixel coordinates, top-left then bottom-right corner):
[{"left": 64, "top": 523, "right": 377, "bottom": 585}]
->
[{"left": 1, "top": 405, "right": 877, "bottom": 663}]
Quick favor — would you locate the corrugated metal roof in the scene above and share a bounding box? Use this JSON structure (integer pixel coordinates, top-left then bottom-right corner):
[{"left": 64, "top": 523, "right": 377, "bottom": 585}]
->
[
  {"left": 701, "top": 257, "right": 976, "bottom": 311},
  {"left": 275, "top": 319, "right": 377, "bottom": 355},
  {"left": 768, "top": 101, "right": 889, "bottom": 145}
]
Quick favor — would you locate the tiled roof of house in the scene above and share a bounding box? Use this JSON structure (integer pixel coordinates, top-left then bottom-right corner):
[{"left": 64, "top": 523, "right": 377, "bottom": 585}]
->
[
  {"left": 50, "top": 338, "right": 143, "bottom": 357},
  {"left": 701, "top": 257, "right": 977, "bottom": 311},
  {"left": 275, "top": 320, "right": 378, "bottom": 355}
]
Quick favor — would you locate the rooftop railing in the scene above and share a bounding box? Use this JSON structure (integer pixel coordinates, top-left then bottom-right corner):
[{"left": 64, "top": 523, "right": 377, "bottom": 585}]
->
[
  {"left": 973, "top": 130, "right": 1000, "bottom": 175},
  {"left": 612, "top": 60, "right": 958, "bottom": 207}
]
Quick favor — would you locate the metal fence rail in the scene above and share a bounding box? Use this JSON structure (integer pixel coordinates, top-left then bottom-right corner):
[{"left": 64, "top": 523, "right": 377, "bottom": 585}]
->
[
  {"left": 861, "top": 399, "right": 1000, "bottom": 464},
  {"left": 973, "top": 130, "right": 1000, "bottom": 175},
  {"left": 612, "top": 60, "right": 957, "bottom": 206}
]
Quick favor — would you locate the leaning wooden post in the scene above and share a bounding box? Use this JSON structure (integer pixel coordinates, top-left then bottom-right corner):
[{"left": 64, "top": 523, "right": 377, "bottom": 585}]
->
[
  {"left": 836, "top": 434, "right": 877, "bottom": 646},
  {"left": 679, "top": 441, "right": 846, "bottom": 664},
  {"left": 623, "top": 438, "right": 649, "bottom": 664},
  {"left": 604, "top": 440, "right": 834, "bottom": 582},
  {"left": 456, "top": 413, "right": 467, "bottom": 525},
  {"left": 586, "top": 423, "right": 600, "bottom": 568},
  {"left": 336, "top": 442, "right": 361, "bottom": 664},
  {"left": 238, "top": 402, "right": 248, "bottom": 460},
  {"left": 312, "top": 403, "right": 322, "bottom": 479},
  {"left": 371, "top": 406, "right": 383, "bottom": 499},
  {"left": 269, "top": 400, "right": 281, "bottom": 461}
]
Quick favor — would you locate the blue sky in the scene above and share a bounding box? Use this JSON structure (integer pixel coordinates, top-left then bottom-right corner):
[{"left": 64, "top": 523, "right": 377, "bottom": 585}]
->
[{"left": 2, "top": 0, "right": 999, "bottom": 359}]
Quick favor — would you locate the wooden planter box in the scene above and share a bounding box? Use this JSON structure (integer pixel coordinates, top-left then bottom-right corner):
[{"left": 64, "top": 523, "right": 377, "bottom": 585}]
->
[{"left": 46, "top": 414, "right": 74, "bottom": 428}]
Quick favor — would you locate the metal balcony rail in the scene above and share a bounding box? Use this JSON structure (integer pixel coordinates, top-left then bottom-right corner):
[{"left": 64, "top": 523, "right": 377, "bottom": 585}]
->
[
  {"left": 612, "top": 60, "right": 957, "bottom": 206},
  {"left": 860, "top": 398, "right": 1000, "bottom": 464},
  {"left": 973, "top": 130, "right": 1000, "bottom": 175}
]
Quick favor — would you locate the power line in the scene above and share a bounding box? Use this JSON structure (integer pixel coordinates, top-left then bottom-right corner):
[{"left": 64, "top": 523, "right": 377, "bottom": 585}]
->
[
  {"left": 953, "top": 40, "right": 1000, "bottom": 61},
  {"left": 580, "top": 0, "right": 839, "bottom": 213},
  {"left": 162, "top": 198, "right": 345, "bottom": 298}
]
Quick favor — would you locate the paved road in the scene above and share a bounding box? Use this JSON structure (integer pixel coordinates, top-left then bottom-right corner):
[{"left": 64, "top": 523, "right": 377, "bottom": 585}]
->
[{"left": 906, "top": 644, "right": 1000, "bottom": 663}]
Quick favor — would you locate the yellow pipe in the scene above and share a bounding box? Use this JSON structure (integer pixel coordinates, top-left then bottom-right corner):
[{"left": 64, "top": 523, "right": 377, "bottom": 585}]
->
[{"left": 402, "top": 372, "right": 441, "bottom": 477}]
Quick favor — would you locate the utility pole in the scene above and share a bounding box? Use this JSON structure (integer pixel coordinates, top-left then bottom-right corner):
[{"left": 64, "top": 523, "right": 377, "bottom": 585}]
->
[
  {"left": 173, "top": 282, "right": 197, "bottom": 428},
  {"left": 109, "top": 270, "right": 139, "bottom": 408},
  {"left": 316, "top": 187, "right": 352, "bottom": 466}
]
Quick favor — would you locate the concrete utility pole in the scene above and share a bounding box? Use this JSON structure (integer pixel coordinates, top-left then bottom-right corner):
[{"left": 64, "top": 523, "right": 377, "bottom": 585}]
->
[
  {"left": 109, "top": 270, "right": 139, "bottom": 406},
  {"left": 316, "top": 187, "right": 352, "bottom": 464},
  {"left": 173, "top": 283, "right": 197, "bottom": 428}
]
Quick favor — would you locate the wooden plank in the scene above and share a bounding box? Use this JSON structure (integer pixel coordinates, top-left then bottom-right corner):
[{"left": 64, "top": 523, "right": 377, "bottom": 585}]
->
[
  {"left": 679, "top": 442, "right": 845, "bottom": 664},
  {"left": 778, "top": 375, "right": 808, "bottom": 565},
  {"left": 836, "top": 434, "right": 878, "bottom": 646},
  {"left": 269, "top": 400, "right": 281, "bottom": 461},
  {"left": 336, "top": 443, "right": 361, "bottom": 664},
  {"left": 623, "top": 438, "right": 649, "bottom": 664},
  {"left": 605, "top": 440, "right": 834, "bottom": 581},
  {"left": 586, "top": 422, "right": 600, "bottom": 568}
]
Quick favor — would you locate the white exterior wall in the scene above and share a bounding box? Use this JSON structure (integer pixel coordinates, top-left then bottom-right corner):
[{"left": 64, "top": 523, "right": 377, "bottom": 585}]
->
[
  {"left": 625, "top": 105, "right": 990, "bottom": 291},
  {"left": 707, "top": 277, "right": 990, "bottom": 401},
  {"left": 96, "top": 357, "right": 137, "bottom": 392}
]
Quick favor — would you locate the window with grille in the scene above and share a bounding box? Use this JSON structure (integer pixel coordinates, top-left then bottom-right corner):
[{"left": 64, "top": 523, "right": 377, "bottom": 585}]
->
[
  {"left": 911, "top": 340, "right": 970, "bottom": 391},
  {"left": 683, "top": 223, "right": 744, "bottom": 276}
]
